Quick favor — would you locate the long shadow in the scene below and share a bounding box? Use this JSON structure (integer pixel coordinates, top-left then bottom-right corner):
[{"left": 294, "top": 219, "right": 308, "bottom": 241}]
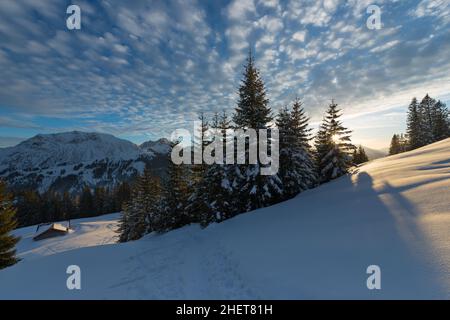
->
[
  {"left": 432, "top": 158, "right": 450, "bottom": 165},
  {"left": 381, "top": 176, "right": 448, "bottom": 194},
  {"left": 350, "top": 171, "right": 447, "bottom": 298},
  {"left": 379, "top": 182, "right": 421, "bottom": 218}
]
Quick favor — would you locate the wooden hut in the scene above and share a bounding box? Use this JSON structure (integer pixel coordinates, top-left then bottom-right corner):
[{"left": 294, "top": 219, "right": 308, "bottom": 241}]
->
[{"left": 33, "top": 223, "right": 69, "bottom": 241}]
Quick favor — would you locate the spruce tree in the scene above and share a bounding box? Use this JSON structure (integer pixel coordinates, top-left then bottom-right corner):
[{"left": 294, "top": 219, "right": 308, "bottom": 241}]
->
[
  {"left": 233, "top": 52, "right": 272, "bottom": 129},
  {"left": 186, "top": 113, "right": 210, "bottom": 224},
  {"left": 117, "top": 167, "right": 162, "bottom": 242},
  {"left": 160, "top": 145, "right": 190, "bottom": 232},
  {"left": 277, "top": 99, "right": 316, "bottom": 198},
  {"left": 232, "top": 51, "right": 282, "bottom": 211},
  {"left": 219, "top": 110, "right": 240, "bottom": 219},
  {"left": 418, "top": 94, "right": 436, "bottom": 145},
  {"left": 113, "top": 182, "right": 131, "bottom": 213},
  {"left": 196, "top": 111, "right": 235, "bottom": 225},
  {"left": 124, "top": 179, "right": 147, "bottom": 241},
  {"left": 315, "top": 101, "right": 355, "bottom": 183},
  {"left": 199, "top": 164, "right": 234, "bottom": 225},
  {"left": 431, "top": 100, "right": 449, "bottom": 142},
  {"left": 398, "top": 133, "right": 409, "bottom": 152},
  {"left": 406, "top": 94, "right": 450, "bottom": 149},
  {"left": 16, "top": 190, "right": 42, "bottom": 227},
  {"left": 0, "top": 181, "right": 20, "bottom": 269},
  {"left": 138, "top": 169, "right": 162, "bottom": 235},
  {"left": 389, "top": 134, "right": 402, "bottom": 155},
  {"left": 407, "top": 97, "right": 423, "bottom": 150},
  {"left": 116, "top": 202, "right": 131, "bottom": 242}
]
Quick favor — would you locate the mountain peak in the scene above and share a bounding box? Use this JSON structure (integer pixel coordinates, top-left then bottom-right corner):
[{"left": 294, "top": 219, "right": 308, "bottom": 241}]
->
[
  {"left": 140, "top": 138, "right": 171, "bottom": 155},
  {"left": 0, "top": 131, "right": 170, "bottom": 194}
]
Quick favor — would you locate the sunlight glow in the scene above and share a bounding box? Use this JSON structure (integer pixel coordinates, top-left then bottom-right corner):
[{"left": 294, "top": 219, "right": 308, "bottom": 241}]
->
[{"left": 331, "top": 134, "right": 340, "bottom": 144}]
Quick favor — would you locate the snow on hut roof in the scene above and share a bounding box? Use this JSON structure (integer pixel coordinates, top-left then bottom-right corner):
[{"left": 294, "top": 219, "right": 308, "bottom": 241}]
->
[
  {"left": 50, "top": 223, "right": 68, "bottom": 232},
  {"left": 33, "top": 223, "right": 69, "bottom": 241}
]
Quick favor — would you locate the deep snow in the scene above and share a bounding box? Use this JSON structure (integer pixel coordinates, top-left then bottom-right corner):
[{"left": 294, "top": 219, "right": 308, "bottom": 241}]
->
[{"left": 0, "top": 139, "right": 449, "bottom": 299}]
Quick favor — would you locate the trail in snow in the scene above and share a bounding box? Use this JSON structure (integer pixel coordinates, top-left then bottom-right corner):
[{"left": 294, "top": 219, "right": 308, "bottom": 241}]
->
[{"left": 105, "top": 228, "right": 255, "bottom": 299}]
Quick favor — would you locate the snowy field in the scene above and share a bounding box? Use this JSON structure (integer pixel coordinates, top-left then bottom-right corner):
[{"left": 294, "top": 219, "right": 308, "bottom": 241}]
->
[
  {"left": 0, "top": 139, "right": 449, "bottom": 299},
  {"left": 11, "top": 213, "right": 120, "bottom": 261}
]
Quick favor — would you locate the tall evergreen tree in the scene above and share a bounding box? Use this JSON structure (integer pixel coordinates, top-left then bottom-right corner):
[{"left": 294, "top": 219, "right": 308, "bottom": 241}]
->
[
  {"left": 0, "top": 181, "right": 20, "bottom": 269},
  {"left": 198, "top": 163, "right": 234, "bottom": 225},
  {"left": 219, "top": 110, "right": 241, "bottom": 218},
  {"left": 389, "top": 134, "right": 402, "bottom": 155},
  {"left": 160, "top": 145, "right": 190, "bottom": 232},
  {"left": 398, "top": 133, "right": 409, "bottom": 153},
  {"left": 407, "top": 97, "right": 423, "bottom": 150},
  {"left": 407, "top": 94, "right": 449, "bottom": 150},
  {"left": 431, "top": 100, "right": 449, "bottom": 142},
  {"left": 186, "top": 113, "right": 210, "bottom": 224},
  {"left": 277, "top": 99, "right": 316, "bottom": 198},
  {"left": 232, "top": 51, "right": 282, "bottom": 211},
  {"left": 16, "top": 190, "right": 42, "bottom": 227},
  {"left": 117, "top": 167, "right": 162, "bottom": 242},
  {"left": 233, "top": 52, "right": 272, "bottom": 130},
  {"left": 135, "top": 169, "right": 162, "bottom": 236},
  {"left": 418, "top": 94, "right": 436, "bottom": 145},
  {"left": 112, "top": 182, "right": 131, "bottom": 213},
  {"left": 116, "top": 203, "right": 131, "bottom": 242},
  {"left": 196, "top": 111, "right": 235, "bottom": 225},
  {"left": 315, "top": 101, "right": 355, "bottom": 183}
]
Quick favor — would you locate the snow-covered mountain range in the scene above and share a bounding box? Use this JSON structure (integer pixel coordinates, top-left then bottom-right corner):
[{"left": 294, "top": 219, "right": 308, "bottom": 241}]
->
[{"left": 0, "top": 131, "right": 171, "bottom": 194}]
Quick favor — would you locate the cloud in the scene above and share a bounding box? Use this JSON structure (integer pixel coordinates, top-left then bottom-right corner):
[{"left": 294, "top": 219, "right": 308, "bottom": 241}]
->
[
  {"left": 292, "top": 31, "right": 307, "bottom": 42},
  {"left": 411, "top": 0, "right": 450, "bottom": 21},
  {"left": 370, "top": 40, "right": 400, "bottom": 53},
  {"left": 0, "top": 136, "right": 26, "bottom": 148},
  {"left": 287, "top": 0, "right": 339, "bottom": 27},
  {"left": 226, "top": 0, "right": 256, "bottom": 21},
  {"left": 0, "top": 116, "right": 41, "bottom": 129},
  {"left": 0, "top": 0, "right": 449, "bottom": 150}
]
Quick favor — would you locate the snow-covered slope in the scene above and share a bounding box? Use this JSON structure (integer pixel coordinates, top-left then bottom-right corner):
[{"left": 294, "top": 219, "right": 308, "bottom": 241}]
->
[
  {"left": 0, "top": 131, "right": 170, "bottom": 193},
  {"left": 0, "top": 131, "right": 141, "bottom": 168},
  {"left": 0, "top": 139, "right": 449, "bottom": 299},
  {"left": 140, "top": 138, "right": 171, "bottom": 155},
  {"left": 11, "top": 213, "right": 120, "bottom": 262}
]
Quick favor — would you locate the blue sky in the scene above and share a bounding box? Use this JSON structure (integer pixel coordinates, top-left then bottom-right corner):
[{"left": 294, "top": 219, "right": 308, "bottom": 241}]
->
[{"left": 0, "top": 0, "right": 449, "bottom": 149}]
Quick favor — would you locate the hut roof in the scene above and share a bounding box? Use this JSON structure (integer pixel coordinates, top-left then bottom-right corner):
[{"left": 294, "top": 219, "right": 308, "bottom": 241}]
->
[{"left": 33, "top": 223, "right": 69, "bottom": 241}]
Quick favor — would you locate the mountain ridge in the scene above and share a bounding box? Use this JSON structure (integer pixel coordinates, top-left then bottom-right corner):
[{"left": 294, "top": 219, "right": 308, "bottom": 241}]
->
[{"left": 0, "top": 131, "right": 171, "bottom": 194}]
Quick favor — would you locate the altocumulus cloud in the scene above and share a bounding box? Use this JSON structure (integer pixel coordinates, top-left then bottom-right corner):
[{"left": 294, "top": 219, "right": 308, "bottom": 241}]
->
[{"left": 0, "top": 0, "right": 449, "bottom": 146}]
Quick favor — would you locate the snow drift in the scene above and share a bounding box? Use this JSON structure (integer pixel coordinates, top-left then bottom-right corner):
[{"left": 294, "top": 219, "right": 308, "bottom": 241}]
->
[{"left": 0, "top": 138, "right": 449, "bottom": 299}]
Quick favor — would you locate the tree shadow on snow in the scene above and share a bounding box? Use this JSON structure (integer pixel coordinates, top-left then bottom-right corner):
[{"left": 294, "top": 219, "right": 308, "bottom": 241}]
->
[{"left": 347, "top": 171, "right": 447, "bottom": 298}]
